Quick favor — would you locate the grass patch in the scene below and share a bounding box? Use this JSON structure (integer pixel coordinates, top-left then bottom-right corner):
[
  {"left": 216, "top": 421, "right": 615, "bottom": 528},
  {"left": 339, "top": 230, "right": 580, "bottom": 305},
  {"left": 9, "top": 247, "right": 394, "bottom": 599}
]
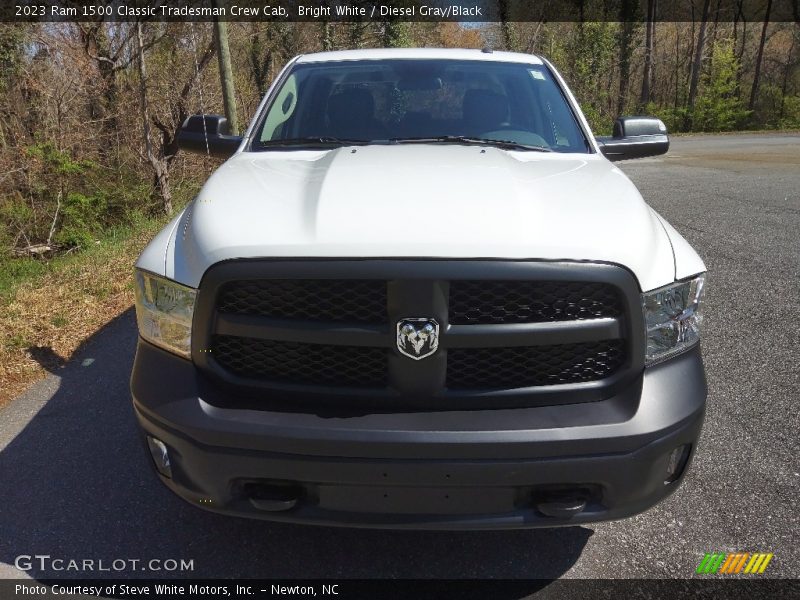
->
[{"left": 0, "top": 212, "right": 171, "bottom": 408}]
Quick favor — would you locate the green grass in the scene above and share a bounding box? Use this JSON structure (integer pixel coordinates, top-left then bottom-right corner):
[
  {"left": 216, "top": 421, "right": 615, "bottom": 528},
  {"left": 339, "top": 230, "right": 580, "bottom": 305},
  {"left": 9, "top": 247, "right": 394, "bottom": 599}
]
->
[
  {"left": 0, "top": 258, "right": 52, "bottom": 300},
  {"left": 0, "top": 212, "right": 165, "bottom": 304}
]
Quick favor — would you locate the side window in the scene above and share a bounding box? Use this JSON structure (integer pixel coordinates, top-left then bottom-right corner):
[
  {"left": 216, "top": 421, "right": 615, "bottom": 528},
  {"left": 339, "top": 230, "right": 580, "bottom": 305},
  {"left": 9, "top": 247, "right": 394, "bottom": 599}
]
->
[{"left": 261, "top": 74, "right": 298, "bottom": 141}]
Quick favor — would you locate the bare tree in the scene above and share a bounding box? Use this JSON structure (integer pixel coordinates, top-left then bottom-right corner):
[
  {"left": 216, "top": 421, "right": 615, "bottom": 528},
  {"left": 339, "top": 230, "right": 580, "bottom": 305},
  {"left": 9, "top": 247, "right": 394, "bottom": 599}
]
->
[
  {"left": 213, "top": 11, "right": 239, "bottom": 135},
  {"left": 617, "top": 0, "right": 638, "bottom": 115},
  {"left": 688, "top": 0, "right": 712, "bottom": 109},
  {"left": 150, "top": 34, "right": 216, "bottom": 183},
  {"left": 248, "top": 24, "right": 272, "bottom": 93},
  {"left": 498, "top": 0, "right": 517, "bottom": 51},
  {"left": 639, "top": 0, "right": 657, "bottom": 108},
  {"left": 76, "top": 22, "right": 164, "bottom": 162},
  {"left": 321, "top": 21, "right": 333, "bottom": 51},
  {"left": 136, "top": 22, "right": 172, "bottom": 215},
  {"left": 749, "top": 0, "right": 773, "bottom": 110}
]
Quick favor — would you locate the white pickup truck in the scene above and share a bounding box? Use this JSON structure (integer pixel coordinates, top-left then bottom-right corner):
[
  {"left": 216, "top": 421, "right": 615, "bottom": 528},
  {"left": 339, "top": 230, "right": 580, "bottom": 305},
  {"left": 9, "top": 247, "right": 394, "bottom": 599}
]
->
[{"left": 131, "top": 48, "right": 707, "bottom": 529}]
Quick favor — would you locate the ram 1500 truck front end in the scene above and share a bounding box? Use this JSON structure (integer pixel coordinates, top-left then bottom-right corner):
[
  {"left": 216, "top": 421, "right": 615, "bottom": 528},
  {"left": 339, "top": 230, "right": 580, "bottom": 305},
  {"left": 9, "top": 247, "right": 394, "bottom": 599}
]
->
[{"left": 131, "top": 49, "right": 707, "bottom": 529}]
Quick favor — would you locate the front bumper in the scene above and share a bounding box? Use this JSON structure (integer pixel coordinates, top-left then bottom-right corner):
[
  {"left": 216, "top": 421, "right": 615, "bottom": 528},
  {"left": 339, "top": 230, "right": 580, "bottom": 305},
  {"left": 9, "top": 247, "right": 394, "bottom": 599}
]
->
[{"left": 131, "top": 340, "right": 706, "bottom": 529}]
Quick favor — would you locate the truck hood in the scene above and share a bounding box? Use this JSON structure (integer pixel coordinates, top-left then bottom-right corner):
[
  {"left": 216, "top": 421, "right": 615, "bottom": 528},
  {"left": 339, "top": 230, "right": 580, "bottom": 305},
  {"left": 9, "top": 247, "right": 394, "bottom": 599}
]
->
[{"left": 163, "top": 145, "right": 676, "bottom": 290}]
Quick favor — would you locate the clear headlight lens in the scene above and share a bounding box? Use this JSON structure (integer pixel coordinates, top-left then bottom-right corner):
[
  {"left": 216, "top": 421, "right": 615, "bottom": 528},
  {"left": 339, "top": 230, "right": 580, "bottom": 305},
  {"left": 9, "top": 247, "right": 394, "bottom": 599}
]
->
[
  {"left": 134, "top": 270, "right": 196, "bottom": 359},
  {"left": 642, "top": 274, "right": 705, "bottom": 365}
]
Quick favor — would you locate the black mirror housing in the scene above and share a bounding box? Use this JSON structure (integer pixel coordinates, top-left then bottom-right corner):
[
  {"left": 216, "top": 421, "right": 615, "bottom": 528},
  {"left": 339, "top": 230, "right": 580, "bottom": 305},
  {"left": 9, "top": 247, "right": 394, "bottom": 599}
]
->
[
  {"left": 597, "top": 116, "right": 669, "bottom": 162},
  {"left": 177, "top": 114, "right": 243, "bottom": 159}
]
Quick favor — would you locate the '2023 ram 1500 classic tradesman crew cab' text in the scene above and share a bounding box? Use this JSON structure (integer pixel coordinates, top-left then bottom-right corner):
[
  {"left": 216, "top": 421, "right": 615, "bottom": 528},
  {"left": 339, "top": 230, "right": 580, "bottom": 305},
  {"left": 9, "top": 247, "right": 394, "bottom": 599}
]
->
[{"left": 131, "top": 48, "right": 706, "bottom": 529}]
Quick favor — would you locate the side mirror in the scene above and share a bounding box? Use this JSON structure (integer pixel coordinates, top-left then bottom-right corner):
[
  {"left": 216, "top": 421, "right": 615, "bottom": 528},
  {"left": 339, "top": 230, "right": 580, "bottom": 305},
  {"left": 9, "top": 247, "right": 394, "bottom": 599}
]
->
[
  {"left": 177, "top": 114, "right": 243, "bottom": 159},
  {"left": 596, "top": 116, "right": 669, "bottom": 161}
]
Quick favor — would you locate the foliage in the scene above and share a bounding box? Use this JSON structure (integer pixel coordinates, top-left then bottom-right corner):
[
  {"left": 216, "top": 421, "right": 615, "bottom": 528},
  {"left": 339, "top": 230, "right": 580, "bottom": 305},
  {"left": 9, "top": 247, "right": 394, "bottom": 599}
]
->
[
  {"left": 25, "top": 141, "right": 96, "bottom": 176},
  {"left": 642, "top": 103, "right": 691, "bottom": 133},
  {"left": 691, "top": 39, "right": 750, "bottom": 132},
  {"left": 777, "top": 94, "right": 800, "bottom": 129},
  {"left": 550, "top": 22, "right": 619, "bottom": 134},
  {"left": 55, "top": 192, "right": 107, "bottom": 249},
  {"left": 755, "top": 84, "right": 800, "bottom": 129},
  {"left": 382, "top": 20, "right": 412, "bottom": 48},
  {"left": 0, "top": 24, "right": 26, "bottom": 93}
]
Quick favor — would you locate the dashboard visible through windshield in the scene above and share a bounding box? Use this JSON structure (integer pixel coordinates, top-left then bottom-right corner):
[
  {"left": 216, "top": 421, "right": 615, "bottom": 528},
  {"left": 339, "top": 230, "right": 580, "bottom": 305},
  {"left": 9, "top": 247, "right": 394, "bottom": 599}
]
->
[{"left": 252, "top": 59, "right": 590, "bottom": 153}]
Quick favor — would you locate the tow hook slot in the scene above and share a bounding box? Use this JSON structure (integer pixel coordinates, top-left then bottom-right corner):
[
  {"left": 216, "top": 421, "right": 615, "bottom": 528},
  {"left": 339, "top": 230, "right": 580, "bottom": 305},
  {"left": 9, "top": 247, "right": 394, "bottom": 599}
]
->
[
  {"left": 245, "top": 482, "right": 302, "bottom": 512},
  {"left": 535, "top": 498, "right": 587, "bottom": 519}
]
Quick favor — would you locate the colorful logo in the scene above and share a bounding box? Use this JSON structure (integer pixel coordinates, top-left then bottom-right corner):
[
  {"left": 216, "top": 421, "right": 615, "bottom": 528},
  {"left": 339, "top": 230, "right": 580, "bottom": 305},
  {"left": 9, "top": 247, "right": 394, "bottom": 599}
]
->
[{"left": 696, "top": 552, "right": 774, "bottom": 574}]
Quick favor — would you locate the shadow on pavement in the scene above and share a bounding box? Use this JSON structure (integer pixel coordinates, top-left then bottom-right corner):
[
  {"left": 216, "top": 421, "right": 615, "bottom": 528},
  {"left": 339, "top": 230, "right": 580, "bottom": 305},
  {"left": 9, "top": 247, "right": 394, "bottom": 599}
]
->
[
  {"left": 0, "top": 308, "right": 591, "bottom": 581},
  {"left": 26, "top": 346, "right": 67, "bottom": 372}
]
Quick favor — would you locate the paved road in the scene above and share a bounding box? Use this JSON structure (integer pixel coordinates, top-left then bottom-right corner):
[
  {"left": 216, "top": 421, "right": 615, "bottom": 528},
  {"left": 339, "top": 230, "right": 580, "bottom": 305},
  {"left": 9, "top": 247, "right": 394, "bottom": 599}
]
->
[{"left": 1, "top": 134, "right": 798, "bottom": 583}]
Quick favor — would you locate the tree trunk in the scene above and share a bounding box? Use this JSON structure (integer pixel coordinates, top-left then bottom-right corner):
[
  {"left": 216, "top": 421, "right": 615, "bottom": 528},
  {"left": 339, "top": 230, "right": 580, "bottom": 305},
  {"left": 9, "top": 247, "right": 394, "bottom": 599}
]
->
[
  {"left": 749, "top": 0, "right": 772, "bottom": 111},
  {"left": 688, "top": 0, "right": 712, "bottom": 109},
  {"left": 709, "top": 0, "right": 723, "bottom": 49},
  {"left": 674, "top": 24, "right": 681, "bottom": 109},
  {"left": 779, "top": 33, "right": 797, "bottom": 120},
  {"left": 78, "top": 25, "right": 122, "bottom": 163},
  {"left": 321, "top": 21, "right": 332, "bottom": 51},
  {"left": 136, "top": 22, "right": 172, "bottom": 216},
  {"left": 617, "top": 0, "right": 636, "bottom": 116},
  {"left": 248, "top": 25, "right": 270, "bottom": 93},
  {"left": 213, "top": 16, "right": 239, "bottom": 135},
  {"left": 639, "top": 0, "right": 656, "bottom": 108},
  {"left": 152, "top": 38, "right": 216, "bottom": 168},
  {"left": 498, "top": 0, "right": 516, "bottom": 51}
]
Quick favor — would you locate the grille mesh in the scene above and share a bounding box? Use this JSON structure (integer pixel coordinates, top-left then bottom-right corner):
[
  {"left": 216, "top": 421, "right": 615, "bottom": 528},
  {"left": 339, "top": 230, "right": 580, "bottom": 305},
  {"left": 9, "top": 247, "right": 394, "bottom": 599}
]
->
[
  {"left": 208, "top": 274, "right": 629, "bottom": 395},
  {"left": 212, "top": 335, "right": 388, "bottom": 388},
  {"left": 217, "top": 279, "right": 387, "bottom": 324},
  {"left": 448, "top": 280, "right": 623, "bottom": 324},
  {"left": 446, "top": 340, "right": 626, "bottom": 390}
]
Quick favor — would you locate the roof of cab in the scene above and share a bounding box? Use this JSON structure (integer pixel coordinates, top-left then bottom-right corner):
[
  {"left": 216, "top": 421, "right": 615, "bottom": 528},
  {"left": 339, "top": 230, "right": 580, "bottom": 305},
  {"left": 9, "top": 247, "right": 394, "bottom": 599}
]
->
[{"left": 295, "top": 47, "right": 544, "bottom": 65}]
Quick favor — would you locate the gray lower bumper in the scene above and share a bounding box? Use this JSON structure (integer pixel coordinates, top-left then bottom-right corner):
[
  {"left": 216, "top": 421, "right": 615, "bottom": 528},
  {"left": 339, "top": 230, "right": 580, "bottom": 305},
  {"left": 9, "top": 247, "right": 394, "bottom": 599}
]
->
[{"left": 131, "top": 340, "right": 706, "bottom": 529}]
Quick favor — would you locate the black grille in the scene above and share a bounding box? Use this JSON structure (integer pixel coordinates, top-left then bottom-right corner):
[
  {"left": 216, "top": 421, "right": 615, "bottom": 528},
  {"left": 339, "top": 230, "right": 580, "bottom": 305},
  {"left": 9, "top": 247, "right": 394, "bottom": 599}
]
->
[
  {"left": 212, "top": 335, "right": 388, "bottom": 388},
  {"left": 446, "top": 340, "right": 626, "bottom": 390},
  {"left": 448, "top": 280, "right": 623, "bottom": 324},
  {"left": 217, "top": 279, "right": 387, "bottom": 324},
  {"left": 197, "top": 261, "right": 638, "bottom": 408}
]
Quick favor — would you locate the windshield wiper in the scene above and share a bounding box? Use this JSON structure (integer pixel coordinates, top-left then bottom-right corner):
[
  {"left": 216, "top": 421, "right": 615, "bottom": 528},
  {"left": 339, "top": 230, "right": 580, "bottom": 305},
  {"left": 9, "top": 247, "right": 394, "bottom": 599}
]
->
[
  {"left": 392, "top": 136, "right": 552, "bottom": 152},
  {"left": 256, "top": 137, "right": 371, "bottom": 149}
]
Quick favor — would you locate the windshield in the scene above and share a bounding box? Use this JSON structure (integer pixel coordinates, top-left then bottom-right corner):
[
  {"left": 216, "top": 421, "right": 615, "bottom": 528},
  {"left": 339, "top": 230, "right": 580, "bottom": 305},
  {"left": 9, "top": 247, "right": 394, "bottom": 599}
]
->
[{"left": 252, "top": 59, "right": 589, "bottom": 153}]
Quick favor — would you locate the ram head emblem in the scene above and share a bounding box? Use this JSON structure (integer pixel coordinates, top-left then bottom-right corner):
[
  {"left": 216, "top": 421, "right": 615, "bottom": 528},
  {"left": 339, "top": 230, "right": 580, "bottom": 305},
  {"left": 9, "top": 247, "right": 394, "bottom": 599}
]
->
[{"left": 396, "top": 318, "right": 440, "bottom": 360}]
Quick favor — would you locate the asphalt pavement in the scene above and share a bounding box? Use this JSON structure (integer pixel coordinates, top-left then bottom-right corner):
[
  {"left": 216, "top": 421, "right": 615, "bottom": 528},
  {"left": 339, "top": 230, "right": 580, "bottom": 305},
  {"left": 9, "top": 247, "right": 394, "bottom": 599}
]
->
[{"left": 0, "top": 133, "right": 798, "bottom": 582}]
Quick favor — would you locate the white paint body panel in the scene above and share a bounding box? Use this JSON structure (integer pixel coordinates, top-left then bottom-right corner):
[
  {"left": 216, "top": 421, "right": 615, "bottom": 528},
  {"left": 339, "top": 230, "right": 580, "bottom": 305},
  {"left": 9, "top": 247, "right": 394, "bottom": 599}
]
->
[
  {"left": 136, "top": 49, "right": 705, "bottom": 292},
  {"left": 651, "top": 209, "right": 707, "bottom": 282},
  {"left": 296, "top": 48, "right": 544, "bottom": 65}
]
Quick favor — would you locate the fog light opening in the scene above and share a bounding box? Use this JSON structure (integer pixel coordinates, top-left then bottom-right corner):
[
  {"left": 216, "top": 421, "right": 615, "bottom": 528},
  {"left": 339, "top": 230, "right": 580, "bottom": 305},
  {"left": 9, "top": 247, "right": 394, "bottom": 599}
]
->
[
  {"left": 665, "top": 444, "right": 691, "bottom": 484},
  {"left": 146, "top": 436, "right": 172, "bottom": 478}
]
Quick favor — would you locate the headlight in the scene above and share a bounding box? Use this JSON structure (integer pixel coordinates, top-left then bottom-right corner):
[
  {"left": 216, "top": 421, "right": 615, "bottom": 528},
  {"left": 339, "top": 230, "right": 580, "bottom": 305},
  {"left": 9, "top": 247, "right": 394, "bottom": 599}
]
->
[
  {"left": 134, "top": 270, "right": 197, "bottom": 359},
  {"left": 642, "top": 274, "right": 705, "bottom": 365}
]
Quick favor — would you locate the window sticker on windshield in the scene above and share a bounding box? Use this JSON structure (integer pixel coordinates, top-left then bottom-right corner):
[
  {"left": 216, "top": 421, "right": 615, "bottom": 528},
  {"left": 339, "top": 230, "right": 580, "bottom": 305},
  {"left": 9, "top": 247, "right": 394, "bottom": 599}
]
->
[{"left": 529, "top": 70, "right": 546, "bottom": 80}]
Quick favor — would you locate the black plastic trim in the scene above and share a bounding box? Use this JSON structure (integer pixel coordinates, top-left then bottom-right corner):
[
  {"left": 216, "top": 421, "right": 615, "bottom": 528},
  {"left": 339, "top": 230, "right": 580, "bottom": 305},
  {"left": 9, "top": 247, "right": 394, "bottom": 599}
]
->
[
  {"left": 133, "top": 340, "right": 706, "bottom": 456},
  {"left": 444, "top": 318, "right": 621, "bottom": 348},
  {"left": 130, "top": 341, "right": 706, "bottom": 528},
  {"left": 190, "top": 259, "right": 643, "bottom": 411},
  {"left": 215, "top": 314, "right": 390, "bottom": 347}
]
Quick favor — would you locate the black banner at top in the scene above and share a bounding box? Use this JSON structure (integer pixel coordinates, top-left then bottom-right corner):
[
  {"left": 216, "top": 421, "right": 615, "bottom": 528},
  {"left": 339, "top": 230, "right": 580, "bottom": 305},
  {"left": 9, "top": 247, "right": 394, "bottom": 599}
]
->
[{"left": 1, "top": 0, "right": 798, "bottom": 23}]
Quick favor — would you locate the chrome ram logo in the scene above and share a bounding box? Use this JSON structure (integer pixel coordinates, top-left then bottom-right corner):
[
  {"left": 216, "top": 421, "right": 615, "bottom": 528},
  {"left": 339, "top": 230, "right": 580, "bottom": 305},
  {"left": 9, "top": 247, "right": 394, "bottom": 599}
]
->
[{"left": 396, "top": 318, "right": 440, "bottom": 360}]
